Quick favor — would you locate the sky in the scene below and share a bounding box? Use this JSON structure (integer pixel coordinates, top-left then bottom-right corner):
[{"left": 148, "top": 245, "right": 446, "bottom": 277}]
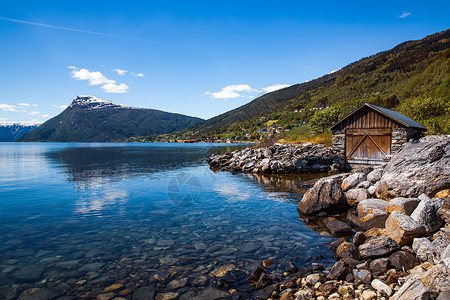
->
[{"left": 0, "top": 1, "right": 449, "bottom": 123}]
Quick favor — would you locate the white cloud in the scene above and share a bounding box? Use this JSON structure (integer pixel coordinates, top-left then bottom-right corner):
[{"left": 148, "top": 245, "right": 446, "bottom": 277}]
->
[
  {"left": 71, "top": 68, "right": 111, "bottom": 85},
  {"left": 42, "top": 114, "right": 51, "bottom": 118},
  {"left": 18, "top": 102, "right": 30, "bottom": 107},
  {"left": 67, "top": 65, "right": 76, "bottom": 69},
  {"left": 70, "top": 67, "right": 130, "bottom": 93},
  {"left": 134, "top": 72, "right": 145, "bottom": 77},
  {"left": 398, "top": 11, "right": 411, "bottom": 18},
  {"left": 205, "top": 84, "right": 257, "bottom": 99},
  {"left": 262, "top": 84, "right": 290, "bottom": 93},
  {"left": 113, "top": 69, "right": 128, "bottom": 75},
  {"left": 27, "top": 111, "right": 40, "bottom": 116},
  {"left": 101, "top": 82, "right": 129, "bottom": 93},
  {"left": 0, "top": 104, "right": 18, "bottom": 112},
  {"left": 32, "top": 104, "right": 39, "bottom": 107},
  {"left": 0, "top": 117, "right": 9, "bottom": 121}
]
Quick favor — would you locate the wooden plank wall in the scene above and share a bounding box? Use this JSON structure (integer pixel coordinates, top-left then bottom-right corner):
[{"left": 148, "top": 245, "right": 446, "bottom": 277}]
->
[{"left": 334, "top": 106, "right": 404, "bottom": 131}]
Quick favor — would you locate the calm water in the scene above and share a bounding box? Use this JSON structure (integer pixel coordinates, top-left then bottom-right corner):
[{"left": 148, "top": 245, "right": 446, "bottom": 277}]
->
[{"left": 0, "top": 143, "right": 334, "bottom": 299}]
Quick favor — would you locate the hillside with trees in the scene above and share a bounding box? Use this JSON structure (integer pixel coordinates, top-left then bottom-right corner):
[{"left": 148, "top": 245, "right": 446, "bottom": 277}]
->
[{"left": 181, "top": 29, "right": 449, "bottom": 141}]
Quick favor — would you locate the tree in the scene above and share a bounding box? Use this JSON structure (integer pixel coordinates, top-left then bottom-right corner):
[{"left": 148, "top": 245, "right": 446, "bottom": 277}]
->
[{"left": 309, "top": 107, "right": 344, "bottom": 135}]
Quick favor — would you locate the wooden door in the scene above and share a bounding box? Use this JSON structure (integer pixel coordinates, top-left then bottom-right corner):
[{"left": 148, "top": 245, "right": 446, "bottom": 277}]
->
[{"left": 345, "top": 128, "right": 391, "bottom": 160}]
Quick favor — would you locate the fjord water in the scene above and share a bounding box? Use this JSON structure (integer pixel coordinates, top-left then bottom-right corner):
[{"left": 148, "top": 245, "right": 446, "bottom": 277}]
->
[{"left": 0, "top": 143, "right": 334, "bottom": 299}]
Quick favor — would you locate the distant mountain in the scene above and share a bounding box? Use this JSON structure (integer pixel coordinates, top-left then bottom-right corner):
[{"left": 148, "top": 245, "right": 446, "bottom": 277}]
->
[
  {"left": 187, "top": 29, "right": 450, "bottom": 135},
  {"left": 18, "top": 96, "right": 203, "bottom": 142},
  {"left": 0, "top": 121, "right": 41, "bottom": 142}
]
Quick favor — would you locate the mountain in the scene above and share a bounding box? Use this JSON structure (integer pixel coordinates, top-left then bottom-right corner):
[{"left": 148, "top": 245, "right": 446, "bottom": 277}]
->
[
  {"left": 18, "top": 96, "right": 203, "bottom": 142},
  {"left": 0, "top": 121, "right": 41, "bottom": 142},
  {"left": 188, "top": 29, "right": 450, "bottom": 136}
]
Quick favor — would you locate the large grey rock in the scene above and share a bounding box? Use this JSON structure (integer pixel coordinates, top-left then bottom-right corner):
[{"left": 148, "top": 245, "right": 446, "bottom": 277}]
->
[
  {"left": 359, "top": 236, "right": 400, "bottom": 259},
  {"left": 346, "top": 188, "right": 370, "bottom": 202},
  {"left": 342, "top": 173, "right": 367, "bottom": 191},
  {"left": 297, "top": 178, "right": 349, "bottom": 216},
  {"left": 390, "top": 278, "right": 430, "bottom": 300},
  {"left": 411, "top": 196, "right": 444, "bottom": 233},
  {"left": 367, "top": 168, "right": 383, "bottom": 183},
  {"left": 441, "top": 244, "right": 450, "bottom": 268},
  {"left": 385, "top": 211, "right": 427, "bottom": 246},
  {"left": 376, "top": 137, "right": 450, "bottom": 199},
  {"left": 357, "top": 199, "right": 389, "bottom": 218}
]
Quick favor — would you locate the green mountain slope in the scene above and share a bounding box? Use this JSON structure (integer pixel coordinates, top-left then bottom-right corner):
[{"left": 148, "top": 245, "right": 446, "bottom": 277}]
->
[
  {"left": 188, "top": 29, "right": 450, "bottom": 137},
  {"left": 18, "top": 96, "right": 203, "bottom": 142}
]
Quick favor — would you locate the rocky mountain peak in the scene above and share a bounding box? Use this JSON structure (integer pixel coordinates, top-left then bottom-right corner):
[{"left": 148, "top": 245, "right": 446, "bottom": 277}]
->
[{"left": 69, "top": 95, "right": 129, "bottom": 110}]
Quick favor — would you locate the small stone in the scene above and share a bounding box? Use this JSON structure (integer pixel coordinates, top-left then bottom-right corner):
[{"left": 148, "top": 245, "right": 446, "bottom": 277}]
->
[
  {"left": 359, "top": 236, "right": 400, "bottom": 259},
  {"left": 305, "top": 273, "right": 322, "bottom": 286},
  {"left": 248, "top": 266, "right": 265, "bottom": 284},
  {"left": 132, "top": 286, "right": 156, "bottom": 300},
  {"left": 324, "top": 218, "right": 354, "bottom": 237},
  {"left": 352, "top": 269, "right": 372, "bottom": 284},
  {"left": 328, "top": 237, "right": 347, "bottom": 252},
  {"left": 167, "top": 278, "right": 187, "bottom": 290},
  {"left": 210, "top": 264, "right": 235, "bottom": 277},
  {"left": 256, "top": 273, "right": 272, "bottom": 290},
  {"left": 328, "top": 292, "right": 341, "bottom": 299},
  {"left": 338, "top": 285, "right": 354, "bottom": 297},
  {"left": 369, "top": 258, "right": 391, "bottom": 274},
  {"left": 103, "top": 284, "right": 124, "bottom": 293},
  {"left": 342, "top": 173, "right": 367, "bottom": 191},
  {"left": 353, "top": 232, "right": 367, "bottom": 247},
  {"left": 96, "top": 293, "right": 116, "bottom": 300},
  {"left": 389, "top": 250, "right": 419, "bottom": 271},
  {"left": 319, "top": 283, "right": 337, "bottom": 297},
  {"left": 371, "top": 279, "right": 393, "bottom": 296},
  {"left": 361, "top": 289, "right": 377, "bottom": 300},
  {"left": 155, "top": 292, "right": 178, "bottom": 300},
  {"left": 262, "top": 260, "right": 273, "bottom": 268},
  {"left": 326, "top": 260, "right": 350, "bottom": 281},
  {"left": 336, "top": 242, "right": 359, "bottom": 260}
]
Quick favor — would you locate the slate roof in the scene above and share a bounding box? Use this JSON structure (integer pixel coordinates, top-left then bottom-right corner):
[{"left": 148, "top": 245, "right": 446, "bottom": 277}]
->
[{"left": 330, "top": 103, "right": 427, "bottom": 130}]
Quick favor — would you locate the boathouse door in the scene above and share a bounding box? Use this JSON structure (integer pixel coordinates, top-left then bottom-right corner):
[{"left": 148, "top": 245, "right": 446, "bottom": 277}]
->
[{"left": 345, "top": 128, "right": 391, "bottom": 161}]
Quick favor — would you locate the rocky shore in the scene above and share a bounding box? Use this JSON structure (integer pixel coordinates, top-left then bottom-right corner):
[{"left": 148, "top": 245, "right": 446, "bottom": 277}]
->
[
  {"left": 210, "top": 136, "right": 450, "bottom": 300},
  {"left": 208, "top": 143, "right": 347, "bottom": 174}
]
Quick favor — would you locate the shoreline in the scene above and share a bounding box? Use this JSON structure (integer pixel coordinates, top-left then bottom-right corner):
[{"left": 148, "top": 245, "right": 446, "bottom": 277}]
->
[{"left": 209, "top": 136, "right": 450, "bottom": 299}]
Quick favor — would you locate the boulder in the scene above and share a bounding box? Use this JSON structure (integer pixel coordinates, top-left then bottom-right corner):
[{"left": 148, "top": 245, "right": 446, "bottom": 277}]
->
[
  {"left": 411, "top": 196, "right": 444, "bottom": 233},
  {"left": 386, "top": 197, "right": 421, "bottom": 215},
  {"left": 346, "top": 188, "right": 370, "bottom": 203},
  {"left": 353, "top": 232, "right": 367, "bottom": 247},
  {"left": 352, "top": 199, "right": 389, "bottom": 230},
  {"left": 342, "top": 173, "right": 367, "bottom": 191},
  {"left": 390, "top": 278, "right": 430, "bottom": 300},
  {"left": 357, "top": 181, "right": 373, "bottom": 189},
  {"left": 441, "top": 244, "right": 450, "bottom": 268},
  {"left": 367, "top": 185, "right": 377, "bottom": 196},
  {"left": 439, "top": 197, "right": 450, "bottom": 223},
  {"left": 359, "top": 236, "right": 400, "bottom": 259},
  {"left": 376, "top": 137, "right": 450, "bottom": 199},
  {"left": 297, "top": 178, "right": 349, "bottom": 216},
  {"left": 385, "top": 211, "right": 427, "bottom": 246},
  {"left": 367, "top": 168, "right": 383, "bottom": 183}
]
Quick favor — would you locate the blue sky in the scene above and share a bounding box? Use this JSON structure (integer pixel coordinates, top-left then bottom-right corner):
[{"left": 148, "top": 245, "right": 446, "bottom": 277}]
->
[{"left": 0, "top": 1, "right": 449, "bottom": 123}]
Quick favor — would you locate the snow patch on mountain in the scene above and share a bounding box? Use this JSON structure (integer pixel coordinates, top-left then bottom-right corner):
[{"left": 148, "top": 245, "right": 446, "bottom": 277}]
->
[
  {"left": 0, "top": 121, "right": 43, "bottom": 127},
  {"left": 70, "top": 95, "right": 130, "bottom": 110}
]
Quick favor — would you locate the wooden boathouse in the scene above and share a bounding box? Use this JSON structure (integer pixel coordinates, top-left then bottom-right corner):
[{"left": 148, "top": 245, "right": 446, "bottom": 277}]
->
[{"left": 329, "top": 103, "right": 427, "bottom": 165}]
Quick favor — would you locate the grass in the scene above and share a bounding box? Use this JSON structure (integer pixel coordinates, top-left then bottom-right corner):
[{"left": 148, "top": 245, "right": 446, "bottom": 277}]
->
[{"left": 282, "top": 125, "right": 332, "bottom": 145}]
